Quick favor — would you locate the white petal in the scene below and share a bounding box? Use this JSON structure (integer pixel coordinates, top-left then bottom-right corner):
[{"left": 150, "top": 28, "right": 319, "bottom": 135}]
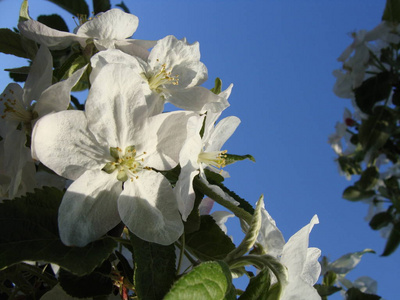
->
[
  {"left": 115, "top": 39, "right": 156, "bottom": 60},
  {"left": 206, "top": 116, "right": 240, "bottom": 152},
  {"left": 35, "top": 66, "right": 87, "bottom": 118},
  {"left": 18, "top": 20, "right": 83, "bottom": 49},
  {"left": 58, "top": 170, "right": 122, "bottom": 247},
  {"left": 23, "top": 45, "right": 53, "bottom": 106},
  {"left": 77, "top": 9, "right": 138, "bottom": 41},
  {"left": 118, "top": 171, "right": 183, "bottom": 245},
  {"left": 167, "top": 86, "right": 229, "bottom": 113},
  {"left": 31, "top": 110, "right": 107, "bottom": 180},
  {"left": 85, "top": 63, "right": 148, "bottom": 148}
]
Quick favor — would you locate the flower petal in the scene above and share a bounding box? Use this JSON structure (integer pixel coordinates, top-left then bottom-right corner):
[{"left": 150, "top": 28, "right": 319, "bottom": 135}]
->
[
  {"left": 118, "top": 171, "right": 183, "bottom": 245},
  {"left": 58, "top": 169, "right": 122, "bottom": 247},
  {"left": 206, "top": 116, "right": 240, "bottom": 152},
  {"left": 31, "top": 110, "right": 107, "bottom": 180}
]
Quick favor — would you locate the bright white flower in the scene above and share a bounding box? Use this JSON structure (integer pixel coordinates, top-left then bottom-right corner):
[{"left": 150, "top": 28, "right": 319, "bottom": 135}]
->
[
  {"left": 0, "top": 46, "right": 84, "bottom": 199},
  {"left": 174, "top": 106, "right": 240, "bottom": 221},
  {"left": 90, "top": 35, "right": 230, "bottom": 114},
  {"left": 18, "top": 9, "right": 154, "bottom": 60},
  {"left": 32, "top": 63, "right": 196, "bottom": 246},
  {"left": 255, "top": 203, "right": 321, "bottom": 300}
]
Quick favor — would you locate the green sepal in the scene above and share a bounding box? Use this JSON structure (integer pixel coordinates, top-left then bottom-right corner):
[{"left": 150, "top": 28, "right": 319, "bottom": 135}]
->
[
  {"left": 185, "top": 215, "right": 236, "bottom": 261},
  {"left": 116, "top": 1, "right": 130, "bottom": 13},
  {"left": 314, "top": 284, "right": 342, "bottom": 297},
  {"left": 47, "top": 0, "right": 90, "bottom": 16},
  {"left": 342, "top": 186, "right": 375, "bottom": 201},
  {"left": 130, "top": 234, "right": 176, "bottom": 300},
  {"left": 346, "top": 287, "right": 381, "bottom": 300},
  {"left": 19, "top": 0, "right": 30, "bottom": 22},
  {"left": 382, "top": 0, "right": 400, "bottom": 23},
  {"left": 58, "top": 260, "right": 113, "bottom": 298},
  {"left": 93, "top": 0, "right": 111, "bottom": 14},
  {"left": 0, "top": 29, "right": 29, "bottom": 58},
  {"left": 164, "top": 261, "right": 235, "bottom": 300},
  {"left": 37, "top": 14, "right": 69, "bottom": 32},
  {"left": 355, "top": 166, "right": 379, "bottom": 191},
  {"left": 110, "top": 146, "right": 120, "bottom": 159},
  {"left": 369, "top": 211, "right": 393, "bottom": 230},
  {"left": 238, "top": 268, "right": 271, "bottom": 300},
  {"left": 354, "top": 72, "right": 393, "bottom": 115},
  {"left": 225, "top": 153, "right": 256, "bottom": 166},
  {"left": 0, "top": 187, "right": 117, "bottom": 276},
  {"left": 210, "top": 77, "right": 223, "bottom": 95},
  {"left": 323, "top": 270, "right": 337, "bottom": 286},
  {"left": 381, "top": 221, "right": 400, "bottom": 256},
  {"left": 117, "top": 169, "right": 128, "bottom": 182},
  {"left": 102, "top": 162, "right": 117, "bottom": 174},
  {"left": 225, "top": 196, "right": 263, "bottom": 263}
]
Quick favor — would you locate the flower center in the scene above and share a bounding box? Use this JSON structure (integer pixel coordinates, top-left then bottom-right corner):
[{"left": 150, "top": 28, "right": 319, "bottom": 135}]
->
[
  {"left": 0, "top": 90, "right": 32, "bottom": 123},
  {"left": 198, "top": 150, "right": 228, "bottom": 169},
  {"left": 102, "top": 146, "right": 147, "bottom": 182},
  {"left": 147, "top": 62, "right": 179, "bottom": 92}
]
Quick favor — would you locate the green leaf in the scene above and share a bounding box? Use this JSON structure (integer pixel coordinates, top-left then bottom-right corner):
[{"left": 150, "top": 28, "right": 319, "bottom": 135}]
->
[
  {"left": 47, "top": 0, "right": 89, "bottom": 16},
  {"left": 93, "top": 0, "right": 111, "bottom": 14},
  {"left": 116, "top": 1, "right": 130, "bottom": 13},
  {"left": 185, "top": 215, "right": 236, "bottom": 261},
  {"left": 346, "top": 287, "right": 381, "bottom": 300},
  {"left": 210, "top": 77, "right": 222, "bottom": 95},
  {"left": 382, "top": 0, "right": 400, "bottom": 23},
  {"left": 58, "top": 260, "right": 113, "bottom": 298},
  {"left": 0, "top": 187, "right": 117, "bottom": 276},
  {"left": 381, "top": 221, "right": 400, "bottom": 256},
  {"left": 0, "top": 29, "right": 28, "bottom": 58},
  {"left": 130, "top": 234, "right": 176, "bottom": 300},
  {"left": 314, "top": 284, "right": 342, "bottom": 297},
  {"left": 115, "top": 250, "right": 134, "bottom": 285},
  {"left": 355, "top": 166, "right": 379, "bottom": 191},
  {"left": 37, "top": 14, "right": 69, "bottom": 32},
  {"left": 342, "top": 186, "right": 375, "bottom": 201},
  {"left": 322, "top": 270, "right": 337, "bottom": 286},
  {"left": 358, "top": 115, "right": 392, "bottom": 153},
  {"left": 184, "top": 189, "right": 204, "bottom": 234},
  {"left": 238, "top": 268, "right": 271, "bottom": 300},
  {"left": 369, "top": 211, "right": 393, "bottom": 230},
  {"left": 354, "top": 72, "right": 393, "bottom": 115},
  {"left": 164, "top": 261, "right": 235, "bottom": 300},
  {"left": 225, "top": 154, "right": 256, "bottom": 166}
]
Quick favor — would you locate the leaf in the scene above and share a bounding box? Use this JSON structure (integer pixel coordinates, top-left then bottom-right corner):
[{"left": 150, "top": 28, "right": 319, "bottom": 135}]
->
[
  {"left": 93, "top": 0, "right": 111, "bottom": 14},
  {"left": 346, "top": 287, "right": 381, "bottom": 300},
  {"left": 47, "top": 0, "right": 89, "bottom": 16},
  {"left": 354, "top": 72, "right": 393, "bottom": 114},
  {"left": 58, "top": 260, "right": 113, "bottom": 298},
  {"left": 358, "top": 115, "right": 392, "bottom": 153},
  {"left": 116, "top": 1, "right": 130, "bottom": 13},
  {"left": 130, "top": 234, "right": 176, "bottom": 300},
  {"left": 381, "top": 221, "right": 400, "bottom": 256},
  {"left": 184, "top": 189, "right": 204, "bottom": 234},
  {"left": 115, "top": 250, "right": 134, "bottom": 285},
  {"left": 37, "top": 14, "right": 69, "bottom": 32},
  {"left": 382, "top": 0, "right": 400, "bottom": 23},
  {"left": 0, "top": 29, "right": 28, "bottom": 58},
  {"left": 164, "top": 261, "right": 235, "bottom": 300},
  {"left": 225, "top": 154, "right": 256, "bottom": 166},
  {"left": 355, "top": 166, "right": 379, "bottom": 191},
  {"left": 210, "top": 77, "right": 222, "bottom": 95},
  {"left": 0, "top": 187, "right": 117, "bottom": 276},
  {"left": 238, "top": 268, "right": 270, "bottom": 300},
  {"left": 185, "top": 215, "right": 236, "bottom": 261},
  {"left": 314, "top": 284, "right": 342, "bottom": 297},
  {"left": 19, "top": 0, "right": 30, "bottom": 22},
  {"left": 369, "top": 211, "right": 393, "bottom": 230},
  {"left": 342, "top": 186, "right": 375, "bottom": 201}
]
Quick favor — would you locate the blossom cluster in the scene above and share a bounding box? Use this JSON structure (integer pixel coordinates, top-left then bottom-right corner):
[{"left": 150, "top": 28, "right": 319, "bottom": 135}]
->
[{"left": 0, "top": 3, "right": 329, "bottom": 300}]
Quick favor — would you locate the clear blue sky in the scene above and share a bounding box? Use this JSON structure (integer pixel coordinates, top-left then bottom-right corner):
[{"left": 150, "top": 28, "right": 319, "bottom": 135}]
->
[{"left": 0, "top": 1, "right": 397, "bottom": 299}]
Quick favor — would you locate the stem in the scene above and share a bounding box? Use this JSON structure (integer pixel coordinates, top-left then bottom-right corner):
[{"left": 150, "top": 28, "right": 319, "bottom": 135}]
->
[
  {"left": 193, "top": 176, "right": 253, "bottom": 225},
  {"left": 176, "top": 234, "right": 185, "bottom": 275}
]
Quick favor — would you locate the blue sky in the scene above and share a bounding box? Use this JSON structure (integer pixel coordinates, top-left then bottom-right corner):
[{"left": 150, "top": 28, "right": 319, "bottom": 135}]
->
[{"left": 0, "top": 1, "right": 397, "bottom": 299}]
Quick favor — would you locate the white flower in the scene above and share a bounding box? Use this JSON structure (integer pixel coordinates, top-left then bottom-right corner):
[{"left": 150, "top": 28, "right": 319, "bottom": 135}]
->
[
  {"left": 174, "top": 107, "right": 240, "bottom": 221},
  {"left": 0, "top": 46, "right": 84, "bottom": 199},
  {"left": 90, "top": 36, "right": 230, "bottom": 114},
  {"left": 256, "top": 203, "right": 321, "bottom": 300},
  {"left": 32, "top": 63, "right": 196, "bottom": 246},
  {"left": 18, "top": 9, "right": 154, "bottom": 60}
]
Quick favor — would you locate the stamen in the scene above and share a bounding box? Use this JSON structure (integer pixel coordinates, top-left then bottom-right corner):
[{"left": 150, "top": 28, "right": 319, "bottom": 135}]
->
[{"left": 198, "top": 150, "right": 228, "bottom": 169}]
